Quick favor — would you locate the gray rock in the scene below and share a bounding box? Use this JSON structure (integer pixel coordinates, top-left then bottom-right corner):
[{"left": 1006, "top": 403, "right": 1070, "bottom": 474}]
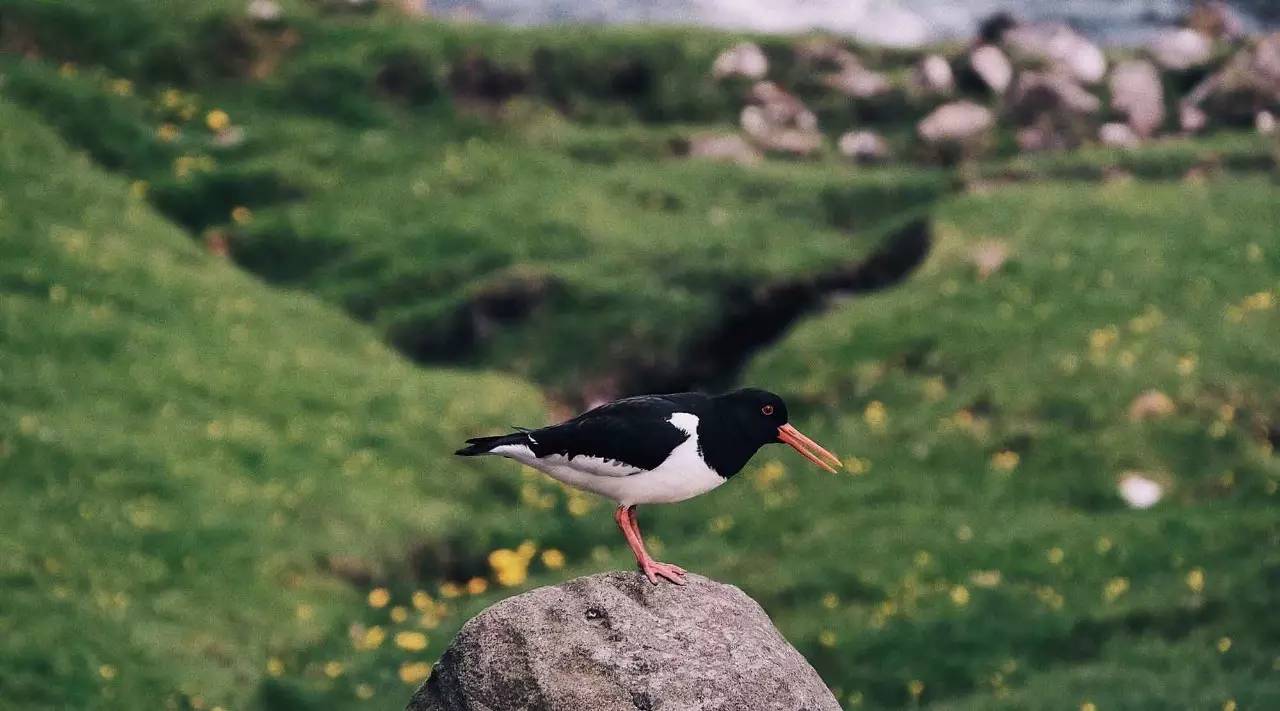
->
[
  {"left": 823, "top": 60, "right": 891, "bottom": 99},
  {"left": 915, "top": 54, "right": 955, "bottom": 95},
  {"left": 686, "top": 133, "right": 763, "bottom": 167},
  {"left": 838, "top": 130, "right": 891, "bottom": 164},
  {"left": 1004, "top": 22, "right": 1107, "bottom": 84},
  {"left": 407, "top": 572, "right": 839, "bottom": 711},
  {"left": 1149, "top": 28, "right": 1214, "bottom": 70},
  {"left": 1179, "top": 102, "right": 1209, "bottom": 133},
  {"left": 1183, "top": 32, "right": 1280, "bottom": 124},
  {"left": 918, "top": 101, "right": 995, "bottom": 145},
  {"left": 1099, "top": 122, "right": 1141, "bottom": 148},
  {"left": 1259, "top": 110, "right": 1277, "bottom": 135},
  {"left": 712, "top": 42, "right": 768, "bottom": 81},
  {"left": 246, "top": 0, "right": 283, "bottom": 22},
  {"left": 970, "top": 45, "right": 1013, "bottom": 95},
  {"left": 1010, "top": 71, "right": 1101, "bottom": 120},
  {"left": 741, "top": 82, "right": 822, "bottom": 156},
  {"left": 1109, "top": 59, "right": 1165, "bottom": 137}
]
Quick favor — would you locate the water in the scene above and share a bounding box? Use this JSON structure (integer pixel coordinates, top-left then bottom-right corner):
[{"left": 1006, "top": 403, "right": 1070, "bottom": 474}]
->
[{"left": 430, "top": 0, "right": 1276, "bottom": 46}]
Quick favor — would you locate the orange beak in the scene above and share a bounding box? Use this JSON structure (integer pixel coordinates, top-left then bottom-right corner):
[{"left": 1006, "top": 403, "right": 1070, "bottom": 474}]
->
[{"left": 777, "top": 423, "right": 842, "bottom": 474}]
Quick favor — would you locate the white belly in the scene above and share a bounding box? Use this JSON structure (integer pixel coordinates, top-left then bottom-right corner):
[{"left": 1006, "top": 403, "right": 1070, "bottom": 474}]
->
[{"left": 493, "top": 413, "right": 727, "bottom": 506}]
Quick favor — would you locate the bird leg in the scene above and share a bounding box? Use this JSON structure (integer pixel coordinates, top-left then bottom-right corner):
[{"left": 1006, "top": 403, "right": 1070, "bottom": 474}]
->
[{"left": 614, "top": 505, "right": 686, "bottom": 585}]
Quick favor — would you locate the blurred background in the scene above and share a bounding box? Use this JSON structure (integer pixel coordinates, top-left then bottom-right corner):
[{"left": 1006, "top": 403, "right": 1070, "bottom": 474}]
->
[{"left": 1, "top": 0, "right": 1278, "bottom": 709}]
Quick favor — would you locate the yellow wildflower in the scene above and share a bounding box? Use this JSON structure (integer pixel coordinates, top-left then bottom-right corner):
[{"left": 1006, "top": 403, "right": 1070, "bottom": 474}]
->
[
  {"left": 466, "top": 577, "right": 488, "bottom": 595},
  {"left": 99, "top": 664, "right": 117, "bottom": 680},
  {"left": 907, "top": 680, "right": 924, "bottom": 699},
  {"left": 818, "top": 630, "right": 837, "bottom": 648},
  {"left": 1103, "top": 577, "right": 1129, "bottom": 602},
  {"left": 950, "top": 585, "right": 971, "bottom": 606},
  {"left": 323, "top": 661, "right": 344, "bottom": 678},
  {"left": 1047, "top": 547, "right": 1065, "bottom": 565},
  {"left": 206, "top": 109, "right": 231, "bottom": 132},
  {"left": 231, "top": 206, "right": 253, "bottom": 225},
  {"left": 439, "top": 582, "right": 462, "bottom": 598},
  {"left": 390, "top": 606, "right": 409, "bottom": 623},
  {"left": 368, "top": 587, "right": 391, "bottom": 608},
  {"left": 541, "top": 549, "right": 566, "bottom": 569},
  {"left": 864, "top": 401, "right": 887, "bottom": 431},
  {"left": 395, "top": 631, "right": 428, "bottom": 652},
  {"left": 399, "top": 661, "right": 432, "bottom": 685},
  {"left": 266, "top": 657, "right": 284, "bottom": 676},
  {"left": 1186, "top": 568, "right": 1205, "bottom": 593},
  {"left": 157, "top": 123, "right": 179, "bottom": 142},
  {"left": 991, "top": 450, "right": 1020, "bottom": 472},
  {"left": 355, "top": 683, "right": 375, "bottom": 700},
  {"left": 1217, "top": 636, "right": 1232, "bottom": 653},
  {"left": 822, "top": 593, "right": 839, "bottom": 610}
]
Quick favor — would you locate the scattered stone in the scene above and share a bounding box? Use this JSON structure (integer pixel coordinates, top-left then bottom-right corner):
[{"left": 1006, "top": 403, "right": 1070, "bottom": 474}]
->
[
  {"left": 246, "top": 0, "right": 283, "bottom": 23},
  {"left": 1015, "top": 125, "right": 1061, "bottom": 152},
  {"left": 1128, "top": 389, "right": 1176, "bottom": 421},
  {"left": 915, "top": 54, "right": 955, "bottom": 95},
  {"left": 741, "top": 82, "right": 822, "bottom": 155},
  {"left": 1110, "top": 59, "right": 1165, "bottom": 137},
  {"left": 1149, "top": 28, "right": 1214, "bottom": 70},
  {"left": 1004, "top": 22, "right": 1107, "bottom": 84},
  {"left": 837, "top": 130, "right": 891, "bottom": 164},
  {"left": 712, "top": 42, "right": 768, "bottom": 80},
  {"left": 1182, "top": 32, "right": 1280, "bottom": 125},
  {"left": 1010, "top": 71, "right": 1102, "bottom": 119},
  {"left": 1259, "top": 110, "right": 1277, "bottom": 134},
  {"left": 1180, "top": 102, "right": 1209, "bottom": 133},
  {"left": 918, "top": 101, "right": 995, "bottom": 147},
  {"left": 970, "top": 45, "right": 1013, "bottom": 95},
  {"left": 1118, "top": 472, "right": 1164, "bottom": 509},
  {"left": 1186, "top": 0, "right": 1247, "bottom": 40},
  {"left": 406, "top": 572, "right": 840, "bottom": 711},
  {"left": 685, "top": 133, "right": 763, "bottom": 166},
  {"left": 1099, "top": 122, "right": 1141, "bottom": 148},
  {"left": 823, "top": 60, "right": 892, "bottom": 99},
  {"left": 970, "top": 241, "right": 1010, "bottom": 279}
]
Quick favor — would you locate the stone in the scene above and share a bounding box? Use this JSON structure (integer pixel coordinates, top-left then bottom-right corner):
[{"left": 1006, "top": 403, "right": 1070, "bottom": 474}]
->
[
  {"left": 1109, "top": 59, "right": 1165, "bottom": 137},
  {"left": 741, "top": 82, "right": 822, "bottom": 155},
  {"left": 246, "top": 0, "right": 283, "bottom": 22},
  {"left": 1100, "top": 122, "right": 1141, "bottom": 148},
  {"left": 1010, "top": 71, "right": 1101, "bottom": 119},
  {"left": 915, "top": 54, "right": 955, "bottom": 95},
  {"left": 918, "top": 101, "right": 994, "bottom": 145},
  {"left": 685, "top": 133, "right": 763, "bottom": 166},
  {"left": 1180, "top": 102, "right": 1209, "bottom": 133},
  {"left": 1149, "top": 28, "right": 1214, "bottom": 70},
  {"left": 1258, "top": 110, "right": 1277, "bottom": 134},
  {"left": 1004, "top": 22, "right": 1107, "bottom": 84},
  {"left": 970, "top": 45, "right": 1013, "bottom": 95},
  {"left": 406, "top": 572, "right": 839, "bottom": 711},
  {"left": 1186, "top": 0, "right": 1247, "bottom": 40},
  {"left": 823, "top": 61, "right": 891, "bottom": 99},
  {"left": 712, "top": 42, "right": 768, "bottom": 81},
  {"left": 837, "top": 130, "right": 890, "bottom": 164},
  {"left": 1183, "top": 32, "right": 1280, "bottom": 125}
]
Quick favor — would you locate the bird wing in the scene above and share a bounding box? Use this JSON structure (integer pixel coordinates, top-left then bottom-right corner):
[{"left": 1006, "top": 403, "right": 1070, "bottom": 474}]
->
[{"left": 525, "top": 394, "right": 703, "bottom": 475}]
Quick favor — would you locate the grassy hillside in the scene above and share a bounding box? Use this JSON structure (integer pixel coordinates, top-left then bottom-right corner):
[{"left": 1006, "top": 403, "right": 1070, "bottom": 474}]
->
[
  {"left": 741, "top": 177, "right": 1280, "bottom": 708},
  {"left": 2, "top": 1, "right": 1279, "bottom": 710},
  {"left": 0, "top": 97, "right": 557, "bottom": 709}
]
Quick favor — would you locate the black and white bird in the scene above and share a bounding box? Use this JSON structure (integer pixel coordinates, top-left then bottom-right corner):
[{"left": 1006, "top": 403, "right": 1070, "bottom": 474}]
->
[{"left": 456, "top": 388, "right": 841, "bottom": 585}]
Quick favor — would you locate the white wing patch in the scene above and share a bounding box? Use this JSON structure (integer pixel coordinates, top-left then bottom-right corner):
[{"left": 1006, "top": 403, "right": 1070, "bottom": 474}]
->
[{"left": 491, "top": 412, "right": 726, "bottom": 506}]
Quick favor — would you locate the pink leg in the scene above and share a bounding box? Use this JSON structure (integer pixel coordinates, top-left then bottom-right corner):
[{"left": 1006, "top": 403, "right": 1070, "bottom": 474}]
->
[{"left": 614, "top": 505, "right": 686, "bottom": 585}]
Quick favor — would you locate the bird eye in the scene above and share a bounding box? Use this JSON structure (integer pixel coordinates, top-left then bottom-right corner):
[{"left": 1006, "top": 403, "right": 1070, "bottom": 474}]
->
[{"left": 761, "top": 405, "right": 774, "bottom": 415}]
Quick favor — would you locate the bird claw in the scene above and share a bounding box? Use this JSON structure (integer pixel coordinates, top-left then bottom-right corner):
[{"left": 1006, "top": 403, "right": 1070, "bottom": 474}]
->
[{"left": 640, "top": 560, "right": 687, "bottom": 585}]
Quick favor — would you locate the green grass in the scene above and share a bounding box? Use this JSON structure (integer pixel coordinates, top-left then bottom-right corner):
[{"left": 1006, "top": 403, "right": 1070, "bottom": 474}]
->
[{"left": 2, "top": 1, "right": 1279, "bottom": 709}]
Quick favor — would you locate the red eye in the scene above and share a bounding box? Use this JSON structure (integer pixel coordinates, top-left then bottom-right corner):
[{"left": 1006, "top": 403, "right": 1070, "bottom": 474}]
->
[{"left": 761, "top": 405, "right": 774, "bottom": 415}]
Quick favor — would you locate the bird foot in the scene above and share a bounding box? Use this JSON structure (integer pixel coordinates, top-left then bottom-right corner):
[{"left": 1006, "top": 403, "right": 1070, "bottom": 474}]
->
[{"left": 639, "top": 560, "right": 687, "bottom": 585}]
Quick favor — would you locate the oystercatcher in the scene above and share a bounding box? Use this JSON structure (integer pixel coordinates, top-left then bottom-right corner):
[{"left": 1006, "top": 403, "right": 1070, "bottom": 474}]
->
[{"left": 456, "top": 388, "right": 841, "bottom": 584}]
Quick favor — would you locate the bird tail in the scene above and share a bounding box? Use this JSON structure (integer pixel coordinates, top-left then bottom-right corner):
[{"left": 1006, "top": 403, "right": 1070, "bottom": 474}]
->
[{"left": 454, "top": 431, "right": 530, "bottom": 456}]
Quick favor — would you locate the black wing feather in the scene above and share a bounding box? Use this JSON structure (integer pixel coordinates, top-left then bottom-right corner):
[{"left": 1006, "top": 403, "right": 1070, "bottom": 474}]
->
[{"left": 525, "top": 393, "right": 707, "bottom": 471}]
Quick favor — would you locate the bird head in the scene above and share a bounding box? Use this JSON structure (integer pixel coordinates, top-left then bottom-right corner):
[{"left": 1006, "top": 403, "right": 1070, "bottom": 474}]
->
[{"left": 716, "top": 388, "right": 842, "bottom": 473}]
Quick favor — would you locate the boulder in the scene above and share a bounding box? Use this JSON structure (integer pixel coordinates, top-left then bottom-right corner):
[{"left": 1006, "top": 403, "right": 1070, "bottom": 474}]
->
[
  {"left": 918, "top": 101, "right": 994, "bottom": 146},
  {"left": 1186, "top": 0, "right": 1247, "bottom": 40},
  {"left": 1109, "top": 59, "right": 1166, "bottom": 137},
  {"left": 1180, "top": 102, "right": 1209, "bottom": 133},
  {"left": 970, "top": 45, "right": 1013, "bottom": 95},
  {"left": 822, "top": 60, "right": 891, "bottom": 99},
  {"left": 741, "top": 82, "right": 822, "bottom": 155},
  {"left": 406, "top": 572, "right": 839, "bottom": 711},
  {"left": 1010, "top": 71, "right": 1101, "bottom": 120},
  {"left": 1259, "top": 110, "right": 1277, "bottom": 134},
  {"left": 1004, "top": 22, "right": 1107, "bottom": 84},
  {"left": 1100, "top": 122, "right": 1141, "bottom": 148},
  {"left": 1183, "top": 32, "right": 1280, "bottom": 125},
  {"left": 685, "top": 134, "right": 763, "bottom": 167},
  {"left": 837, "top": 130, "right": 891, "bottom": 164},
  {"left": 1149, "top": 28, "right": 1214, "bottom": 70},
  {"left": 914, "top": 54, "right": 955, "bottom": 95},
  {"left": 712, "top": 42, "right": 768, "bottom": 81}
]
